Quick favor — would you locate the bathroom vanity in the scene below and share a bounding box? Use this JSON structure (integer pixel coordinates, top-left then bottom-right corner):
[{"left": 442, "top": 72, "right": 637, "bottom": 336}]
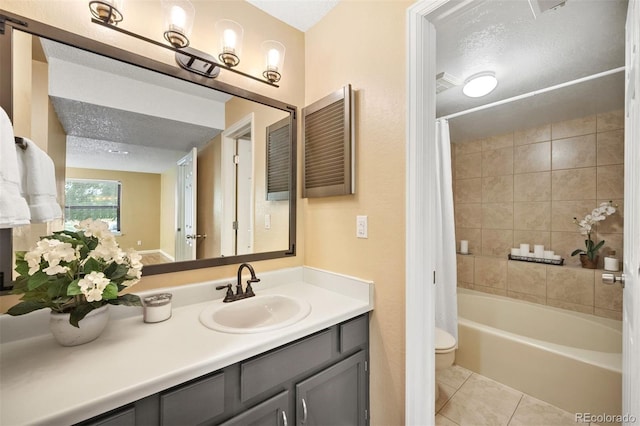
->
[{"left": 0, "top": 267, "right": 374, "bottom": 425}]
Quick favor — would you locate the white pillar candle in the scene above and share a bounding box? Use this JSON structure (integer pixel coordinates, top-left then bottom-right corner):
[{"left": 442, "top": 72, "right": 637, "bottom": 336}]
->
[
  {"left": 520, "top": 244, "right": 530, "bottom": 256},
  {"left": 460, "top": 240, "right": 469, "bottom": 254},
  {"left": 604, "top": 257, "right": 619, "bottom": 272},
  {"left": 534, "top": 245, "right": 545, "bottom": 258},
  {"left": 543, "top": 250, "right": 555, "bottom": 259},
  {"left": 511, "top": 248, "right": 520, "bottom": 256}
]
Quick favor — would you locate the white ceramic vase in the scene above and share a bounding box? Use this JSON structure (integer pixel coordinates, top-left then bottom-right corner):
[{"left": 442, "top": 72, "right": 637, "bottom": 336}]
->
[{"left": 49, "top": 305, "right": 110, "bottom": 346}]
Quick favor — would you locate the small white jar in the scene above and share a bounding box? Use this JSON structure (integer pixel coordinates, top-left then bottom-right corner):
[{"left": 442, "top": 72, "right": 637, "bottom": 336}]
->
[{"left": 143, "top": 293, "right": 173, "bottom": 323}]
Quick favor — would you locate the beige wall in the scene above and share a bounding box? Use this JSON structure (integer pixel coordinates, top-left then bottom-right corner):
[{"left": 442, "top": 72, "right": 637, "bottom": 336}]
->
[
  {"left": 304, "top": 2, "right": 411, "bottom": 424},
  {"left": 197, "top": 135, "right": 221, "bottom": 259},
  {"left": 67, "top": 168, "right": 161, "bottom": 251},
  {"left": 453, "top": 110, "right": 625, "bottom": 320},
  {"left": 0, "top": 0, "right": 306, "bottom": 314}
]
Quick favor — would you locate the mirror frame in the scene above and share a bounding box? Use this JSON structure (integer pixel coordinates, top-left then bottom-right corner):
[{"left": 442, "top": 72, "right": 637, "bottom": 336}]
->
[{"left": 0, "top": 10, "right": 297, "bottom": 291}]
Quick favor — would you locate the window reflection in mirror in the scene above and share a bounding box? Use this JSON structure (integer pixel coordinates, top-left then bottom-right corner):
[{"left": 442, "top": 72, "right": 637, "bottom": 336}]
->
[{"left": 6, "top": 27, "right": 294, "bottom": 284}]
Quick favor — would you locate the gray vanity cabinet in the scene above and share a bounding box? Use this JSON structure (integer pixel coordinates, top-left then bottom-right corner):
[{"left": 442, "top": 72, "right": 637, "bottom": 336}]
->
[
  {"left": 77, "top": 314, "right": 369, "bottom": 426},
  {"left": 295, "top": 351, "right": 368, "bottom": 426}
]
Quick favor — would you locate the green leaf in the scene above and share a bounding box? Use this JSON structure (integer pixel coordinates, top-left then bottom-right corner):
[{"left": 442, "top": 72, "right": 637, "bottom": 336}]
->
[
  {"left": 83, "top": 257, "right": 103, "bottom": 274},
  {"left": 106, "top": 263, "right": 128, "bottom": 281},
  {"left": 69, "top": 304, "right": 96, "bottom": 328},
  {"left": 27, "top": 271, "right": 50, "bottom": 291},
  {"left": 7, "top": 300, "right": 48, "bottom": 316},
  {"left": 109, "top": 293, "right": 142, "bottom": 307},
  {"left": 571, "top": 249, "right": 584, "bottom": 256},
  {"left": 67, "top": 279, "right": 83, "bottom": 296},
  {"left": 14, "top": 260, "right": 30, "bottom": 277},
  {"left": 47, "top": 279, "right": 67, "bottom": 299},
  {"left": 586, "top": 239, "right": 594, "bottom": 250},
  {"left": 593, "top": 240, "right": 605, "bottom": 253},
  {"left": 102, "top": 283, "right": 118, "bottom": 300}
]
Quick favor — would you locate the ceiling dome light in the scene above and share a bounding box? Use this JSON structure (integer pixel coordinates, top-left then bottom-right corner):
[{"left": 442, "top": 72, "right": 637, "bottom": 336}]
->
[{"left": 462, "top": 72, "right": 498, "bottom": 98}]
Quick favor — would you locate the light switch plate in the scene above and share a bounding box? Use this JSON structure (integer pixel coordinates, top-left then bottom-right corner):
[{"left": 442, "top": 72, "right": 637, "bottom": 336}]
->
[{"left": 356, "top": 215, "right": 368, "bottom": 239}]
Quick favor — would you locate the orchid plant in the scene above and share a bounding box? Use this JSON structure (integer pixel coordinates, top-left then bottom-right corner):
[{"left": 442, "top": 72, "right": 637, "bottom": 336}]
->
[
  {"left": 8, "top": 219, "right": 142, "bottom": 327},
  {"left": 571, "top": 201, "right": 617, "bottom": 261}
]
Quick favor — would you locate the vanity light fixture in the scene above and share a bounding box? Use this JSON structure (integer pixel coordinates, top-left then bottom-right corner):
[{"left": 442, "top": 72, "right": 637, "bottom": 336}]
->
[
  {"left": 88, "top": 0, "right": 285, "bottom": 87},
  {"left": 89, "top": 0, "right": 124, "bottom": 25},
  {"left": 161, "top": 0, "right": 195, "bottom": 48},
  {"left": 462, "top": 72, "right": 498, "bottom": 98},
  {"left": 262, "top": 40, "right": 285, "bottom": 84}
]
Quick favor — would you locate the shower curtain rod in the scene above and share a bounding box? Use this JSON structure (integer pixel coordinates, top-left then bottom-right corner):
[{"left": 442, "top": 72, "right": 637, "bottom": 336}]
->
[{"left": 439, "top": 66, "right": 625, "bottom": 121}]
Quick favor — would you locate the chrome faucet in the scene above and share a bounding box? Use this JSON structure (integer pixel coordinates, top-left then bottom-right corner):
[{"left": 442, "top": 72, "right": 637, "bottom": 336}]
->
[{"left": 216, "top": 263, "right": 261, "bottom": 303}]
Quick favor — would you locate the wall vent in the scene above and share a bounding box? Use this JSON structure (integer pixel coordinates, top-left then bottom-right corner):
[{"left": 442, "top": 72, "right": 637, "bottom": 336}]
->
[
  {"left": 436, "top": 72, "right": 461, "bottom": 94},
  {"left": 266, "top": 116, "right": 290, "bottom": 201},
  {"left": 302, "top": 84, "right": 355, "bottom": 198}
]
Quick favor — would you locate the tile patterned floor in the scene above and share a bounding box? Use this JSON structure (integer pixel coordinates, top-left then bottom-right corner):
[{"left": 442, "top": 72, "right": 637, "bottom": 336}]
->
[{"left": 435, "top": 365, "right": 599, "bottom": 426}]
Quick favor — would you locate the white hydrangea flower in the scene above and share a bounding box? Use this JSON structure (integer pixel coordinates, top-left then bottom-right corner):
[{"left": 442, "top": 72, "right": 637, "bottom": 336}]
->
[
  {"left": 77, "top": 219, "right": 113, "bottom": 240},
  {"left": 32, "top": 239, "right": 77, "bottom": 276},
  {"left": 78, "top": 271, "right": 110, "bottom": 302},
  {"left": 24, "top": 250, "right": 43, "bottom": 276}
]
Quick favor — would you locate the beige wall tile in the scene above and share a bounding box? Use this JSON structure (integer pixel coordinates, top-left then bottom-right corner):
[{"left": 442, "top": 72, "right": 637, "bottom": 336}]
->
[
  {"left": 514, "top": 142, "right": 550, "bottom": 174},
  {"left": 456, "top": 178, "right": 482, "bottom": 203},
  {"left": 455, "top": 203, "right": 482, "bottom": 228},
  {"left": 482, "top": 148, "right": 514, "bottom": 177},
  {"left": 594, "top": 307, "right": 622, "bottom": 321},
  {"left": 469, "top": 285, "right": 508, "bottom": 296},
  {"left": 483, "top": 133, "right": 514, "bottom": 151},
  {"left": 597, "top": 109, "right": 624, "bottom": 132},
  {"left": 457, "top": 280, "right": 474, "bottom": 290},
  {"left": 551, "top": 115, "right": 596, "bottom": 139},
  {"left": 551, "top": 168, "right": 597, "bottom": 200},
  {"left": 551, "top": 134, "right": 596, "bottom": 170},
  {"left": 456, "top": 228, "right": 482, "bottom": 255},
  {"left": 597, "top": 199, "right": 623, "bottom": 234},
  {"left": 482, "top": 176, "right": 513, "bottom": 203},
  {"left": 514, "top": 172, "right": 551, "bottom": 202},
  {"left": 514, "top": 202, "right": 551, "bottom": 231},
  {"left": 551, "top": 200, "right": 597, "bottom": 232},
  {"left": 514, "top": 124, "right": 551, "bottom": 146},
  {"left": 597, "top": 129, "right": 624, "bottom": 166},
  {"left": 456, "top": 254, "right": 474, "bottom": 284},
  {"left": 455, "top": 152, "right": 482, "bottom": 179},
  {"left": 551, "top": 232, "right": 586, "bottom": 267},
  {"left": 547, "top": 267, "right": 594, "bottom": 306},
  {"left": 482, "top": 203, "right": 513, "bottom": 230},
  {"left": 507, "top": 261, "right": 546, "bottom": 297},
  {"left": 597, "top": 165, "right": 624, "bottom": 199},
  {"left": 595, "top": 272, "right": 623, "bottom": 312},
  {"left": 475, "top": 257, "right": 507, "bottom": 289},
  {"left": 481, "top": 229, "right": 513, "bottom": 256},
  {"left": 455, "top": 139, "right": 483, "bottom": 156},
  {"left": 507, "top": 291, "right": 546, "bottom": 305},
  {"left": 546, "top": 298, "right": 594, "bottom": 314},
  {"left": 513, "top": 230, "right": 551, "bottom": 248}
]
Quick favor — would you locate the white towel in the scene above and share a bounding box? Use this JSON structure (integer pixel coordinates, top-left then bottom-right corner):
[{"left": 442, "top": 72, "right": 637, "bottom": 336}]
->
[
  {"left": 0, "top": 107, "right": 31, "bottom": 228},
  {"left": 16, "top": 137, "right": 62, "bottom": 223}
]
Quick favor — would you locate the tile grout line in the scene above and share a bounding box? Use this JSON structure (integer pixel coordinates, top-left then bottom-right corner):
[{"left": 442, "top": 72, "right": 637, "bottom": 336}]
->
[{"left": 506, "top": 393, "right": 525, "bottom": 425}]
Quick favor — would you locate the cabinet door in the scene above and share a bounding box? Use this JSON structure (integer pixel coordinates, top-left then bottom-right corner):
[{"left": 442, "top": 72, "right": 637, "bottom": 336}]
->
[
  {"left": 295, "top": 351, "right": 368, "bottom": 426},
  {"left": 220, "top": 391, "right": 290, "bottom": 426}
]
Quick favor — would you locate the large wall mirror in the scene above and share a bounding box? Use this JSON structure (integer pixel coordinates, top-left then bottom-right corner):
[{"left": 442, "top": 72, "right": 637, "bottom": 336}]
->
[{"left": 0, "top": 11, "right": 297, "bottom": 290}]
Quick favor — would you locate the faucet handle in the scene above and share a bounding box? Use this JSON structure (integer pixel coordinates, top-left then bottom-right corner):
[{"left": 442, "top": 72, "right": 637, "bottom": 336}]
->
[{"left": 216, "top": 284, "right": 235, "bottom": 302}]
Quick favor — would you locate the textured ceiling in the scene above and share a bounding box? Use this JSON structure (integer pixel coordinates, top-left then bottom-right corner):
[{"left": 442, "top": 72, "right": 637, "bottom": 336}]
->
[
  {"left": 41, "top": 39, "right": 229, "bottom": 174},
  {"left": 432, "top": 0, "right": 628, "bottom": 142},
  {"left": 246, "top": 0, "right": 340, "bottom": 32}
]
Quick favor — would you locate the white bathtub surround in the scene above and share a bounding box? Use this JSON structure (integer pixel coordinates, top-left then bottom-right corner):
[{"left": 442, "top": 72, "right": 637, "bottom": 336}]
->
[
  {"left": 456, "top": 288, "right": 621, "bottom": 416},
  {"left": 435, "top": 119, "right": 459, "bottom": 340},
  {"left": 0, "top": 266, "right": 374, "bottom": 425}
]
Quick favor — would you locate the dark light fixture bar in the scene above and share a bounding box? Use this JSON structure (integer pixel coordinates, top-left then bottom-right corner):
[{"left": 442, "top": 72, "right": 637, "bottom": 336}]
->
[{"left": 90, "top": 17, "right": 279, "bottom": 87}]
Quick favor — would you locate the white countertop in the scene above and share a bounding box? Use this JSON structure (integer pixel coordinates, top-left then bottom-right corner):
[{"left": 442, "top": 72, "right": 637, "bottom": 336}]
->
[{"left": 0, "top": 266, "right": 374, "bottom": 426}]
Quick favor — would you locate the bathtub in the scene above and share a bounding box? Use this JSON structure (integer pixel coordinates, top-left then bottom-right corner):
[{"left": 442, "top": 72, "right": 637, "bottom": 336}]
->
[{"left": 456, "top": 288, "right": 622, "bottom": 417}]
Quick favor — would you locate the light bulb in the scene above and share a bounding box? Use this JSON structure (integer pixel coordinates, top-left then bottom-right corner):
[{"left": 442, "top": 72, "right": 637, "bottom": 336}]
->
[
  {"left": 267, "top": 49, "right": 280, "bottom": 69},
  {"left": 223, "top": 29, "right": 237, "bottom": 51},
  {"left": 170, "top": 5, "right": 186, "bottom": 32}
]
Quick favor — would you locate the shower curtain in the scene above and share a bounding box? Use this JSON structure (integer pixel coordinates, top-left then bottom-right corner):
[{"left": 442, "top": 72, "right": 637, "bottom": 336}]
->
[{"left": 435, "top": 119, "right": 458, "bottom": 340}]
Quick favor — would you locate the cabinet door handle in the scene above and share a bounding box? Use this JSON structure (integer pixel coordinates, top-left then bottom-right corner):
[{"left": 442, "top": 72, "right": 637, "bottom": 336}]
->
[
  {"left": 301, "top": 398, "right": 308, "bottom": 424},
  {"left": 281, "top": 410, "right": 288, "bottom": 426}
]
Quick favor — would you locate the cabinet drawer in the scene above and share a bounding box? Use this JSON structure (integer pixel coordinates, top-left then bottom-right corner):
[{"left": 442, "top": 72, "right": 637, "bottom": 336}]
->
[
  {"left": 241, "top": 330, "right": 332, "bottom": 402},
  {"left": 160, "top": 372, "right": 225, "bottom": 425},
  {"left": 82, "top": 407, "right": 136, "bottom": 426},
  {"left": 340, "top": 315, "right": 368, "bottom": 353}
]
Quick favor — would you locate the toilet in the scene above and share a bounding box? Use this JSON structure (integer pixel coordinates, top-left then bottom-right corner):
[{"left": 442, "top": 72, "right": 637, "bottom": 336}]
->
[{"left": 435, "top": 327, "right": 457, "bottom": 400}]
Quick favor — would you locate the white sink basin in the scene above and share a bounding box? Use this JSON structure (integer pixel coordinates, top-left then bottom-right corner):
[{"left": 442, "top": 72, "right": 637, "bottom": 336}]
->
[{"left": 199, "top": 295, "right": 312, "bottom": 333}]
